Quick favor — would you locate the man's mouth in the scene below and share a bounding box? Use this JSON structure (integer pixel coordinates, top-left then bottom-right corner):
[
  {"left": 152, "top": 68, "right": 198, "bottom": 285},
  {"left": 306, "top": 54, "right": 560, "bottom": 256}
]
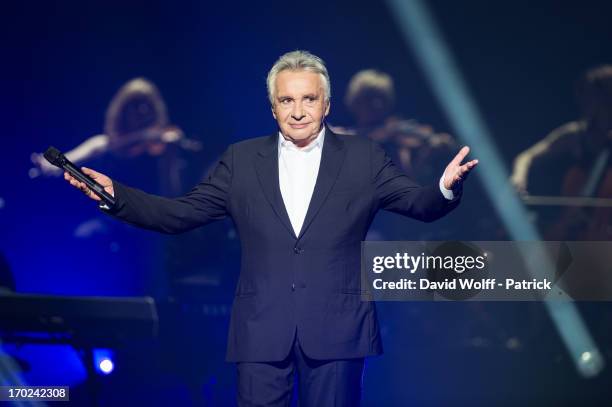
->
[{"left": 289, "top": 123, "right": 310, "bottom": 129}]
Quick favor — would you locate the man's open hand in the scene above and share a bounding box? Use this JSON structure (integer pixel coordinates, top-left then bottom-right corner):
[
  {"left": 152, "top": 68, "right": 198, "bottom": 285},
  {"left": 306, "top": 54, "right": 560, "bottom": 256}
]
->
[
  {"left": 63, "top": 167, "right": 114, "bottom": 202},
  {"left": 443, "top": 146, "right": 478, "bottom": 190}
]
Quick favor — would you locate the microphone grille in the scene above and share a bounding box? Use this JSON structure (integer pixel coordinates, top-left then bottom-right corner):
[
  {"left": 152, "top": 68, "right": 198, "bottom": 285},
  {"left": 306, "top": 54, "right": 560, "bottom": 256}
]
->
[{"left": 43, "top": 146, "right": 65, "bottom": 167}]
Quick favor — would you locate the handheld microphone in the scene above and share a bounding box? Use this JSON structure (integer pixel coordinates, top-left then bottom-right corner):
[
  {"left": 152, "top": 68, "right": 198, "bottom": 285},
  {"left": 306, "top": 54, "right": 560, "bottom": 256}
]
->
[{"left": 43, "top": 146, "right": 116, "bottom": 207}]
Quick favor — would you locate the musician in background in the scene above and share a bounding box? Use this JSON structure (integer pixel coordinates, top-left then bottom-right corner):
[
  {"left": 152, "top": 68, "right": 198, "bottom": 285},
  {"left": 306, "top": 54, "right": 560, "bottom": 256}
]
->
[
  {"left": 31, "top": 77, "right": 201, "bottom": 197},
  {"left": 331, "top": 69, "right": 462, "bottom": 242},
  {"left": 511, "top": 65, "right": 612, "bottom": 313},
  {"left": 334, "top": 69, "right": 456, "bottom": 186},
  {"left": 511, "top": 65, "right": 612, "bottom": 240},
  {"left": 30, "top": 78, "right": 205, "bottom": 297},
  {"left": 32, "top": 76, "right": 237, "bottom": 303}
]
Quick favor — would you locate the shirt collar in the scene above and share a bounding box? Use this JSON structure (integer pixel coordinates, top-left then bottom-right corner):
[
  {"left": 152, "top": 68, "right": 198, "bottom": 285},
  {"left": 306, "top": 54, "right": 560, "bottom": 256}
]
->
[{"left": 278, "top": 125, "right": 325, "bottom": 153}]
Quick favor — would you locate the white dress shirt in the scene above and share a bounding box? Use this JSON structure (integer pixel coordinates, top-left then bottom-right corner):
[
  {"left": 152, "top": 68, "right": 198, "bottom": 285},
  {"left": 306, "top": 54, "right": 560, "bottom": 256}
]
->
[
  {"left": 278, "top": 127, "right": 325, "bottom": 236},
  {"left": 277, "top": 127, "right": 455, "bottom": 237}
]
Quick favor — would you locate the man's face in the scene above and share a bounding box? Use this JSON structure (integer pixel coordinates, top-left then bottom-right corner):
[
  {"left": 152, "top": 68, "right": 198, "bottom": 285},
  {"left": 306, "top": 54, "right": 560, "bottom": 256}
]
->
[{"left": 272, "top": 70, "right": 330, "bottom": 147}]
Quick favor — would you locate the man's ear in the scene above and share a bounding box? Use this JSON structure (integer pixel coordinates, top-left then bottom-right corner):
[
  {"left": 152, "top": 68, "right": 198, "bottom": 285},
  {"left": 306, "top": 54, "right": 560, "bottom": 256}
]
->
[
  {"left": 271, "top": 104, "right": 277, "bottom": 120},
  {"left": 324, "top": 99, "right": 330, "bottom": 117}
]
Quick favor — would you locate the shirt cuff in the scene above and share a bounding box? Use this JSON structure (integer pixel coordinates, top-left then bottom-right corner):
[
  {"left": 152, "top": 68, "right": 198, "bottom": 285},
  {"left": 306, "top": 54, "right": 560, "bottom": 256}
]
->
[{"left": 439, "top": 173, "right": 455, "bottom": 200}]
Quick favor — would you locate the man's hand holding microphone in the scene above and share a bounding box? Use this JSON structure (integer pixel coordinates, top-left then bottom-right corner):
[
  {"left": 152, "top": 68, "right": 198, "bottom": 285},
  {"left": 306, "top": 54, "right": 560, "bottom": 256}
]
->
[
  {"left": 43, "top": 146, "right": 115, "bottom": 206},
  {"left": 64, "top": 167, "right": 114, "bottom": 202}
]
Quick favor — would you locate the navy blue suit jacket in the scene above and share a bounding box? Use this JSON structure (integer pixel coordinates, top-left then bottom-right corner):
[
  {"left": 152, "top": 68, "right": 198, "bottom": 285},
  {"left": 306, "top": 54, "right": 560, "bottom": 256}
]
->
[{"left": 107, "top": 128, "right": 461, "bottom": 362}]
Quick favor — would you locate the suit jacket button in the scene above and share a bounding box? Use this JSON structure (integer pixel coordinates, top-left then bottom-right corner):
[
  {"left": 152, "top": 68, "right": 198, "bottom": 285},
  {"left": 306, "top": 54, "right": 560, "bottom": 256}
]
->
[
  {"left": 294, "top": 246, "right": 302, "bottom": 254},
  {"left": 291, "top": 283, "right": 296, "bottom": 291}
]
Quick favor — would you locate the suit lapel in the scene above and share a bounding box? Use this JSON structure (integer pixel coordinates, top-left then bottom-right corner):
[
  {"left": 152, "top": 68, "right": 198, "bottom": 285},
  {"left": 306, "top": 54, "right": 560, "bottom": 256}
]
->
[
  {"left": 297, "top": 128, "right": 347, "bottom": 239},
  {"left": 255, "top": 134, "right": 297, "bottom": 239}
]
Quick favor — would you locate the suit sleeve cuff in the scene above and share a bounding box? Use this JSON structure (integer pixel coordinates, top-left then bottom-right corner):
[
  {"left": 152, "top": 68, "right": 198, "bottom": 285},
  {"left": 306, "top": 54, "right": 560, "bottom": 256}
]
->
[
  {"left": 97, "top": 180, "right": 121, "bottom": 213},
  {"left": 439, "top": 173, "right": 455, "bottom": 200}
]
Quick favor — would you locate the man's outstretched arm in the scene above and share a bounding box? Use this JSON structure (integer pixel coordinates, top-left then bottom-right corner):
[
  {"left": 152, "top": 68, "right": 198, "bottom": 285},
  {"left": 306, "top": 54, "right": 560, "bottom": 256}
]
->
[
  {"left": 373, "top": 142, "right": 478, "bottom": 222},
  {"left": 64, "top": 145, "right": 233, "bottom": 234}
]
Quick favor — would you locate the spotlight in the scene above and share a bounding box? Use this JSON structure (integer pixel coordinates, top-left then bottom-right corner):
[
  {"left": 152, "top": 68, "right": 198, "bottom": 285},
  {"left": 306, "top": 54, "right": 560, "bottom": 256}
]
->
[
  {"left": 93, "top": 349, "right": 115, "bottom": 375},
  {"left": 99, "top": 358, "right": 114, "bottom": 375}
]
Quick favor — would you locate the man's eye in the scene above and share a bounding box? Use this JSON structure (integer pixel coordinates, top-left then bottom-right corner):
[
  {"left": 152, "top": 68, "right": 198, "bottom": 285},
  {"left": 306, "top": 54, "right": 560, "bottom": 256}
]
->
[{"left": 305, "top": 97, "right": 315, "bottom": 102}]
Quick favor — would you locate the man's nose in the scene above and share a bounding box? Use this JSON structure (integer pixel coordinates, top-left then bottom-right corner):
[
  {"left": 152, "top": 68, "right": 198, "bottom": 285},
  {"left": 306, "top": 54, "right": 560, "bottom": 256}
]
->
[{"left": 291, "top": 102, "right": 305, "bottom": 120}]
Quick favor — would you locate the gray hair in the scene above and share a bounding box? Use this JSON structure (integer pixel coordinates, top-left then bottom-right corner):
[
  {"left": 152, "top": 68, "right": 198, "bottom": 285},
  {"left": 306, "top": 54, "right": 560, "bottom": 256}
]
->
[{"left": 266, "top": 50, "right": 331, "bottom": 105}]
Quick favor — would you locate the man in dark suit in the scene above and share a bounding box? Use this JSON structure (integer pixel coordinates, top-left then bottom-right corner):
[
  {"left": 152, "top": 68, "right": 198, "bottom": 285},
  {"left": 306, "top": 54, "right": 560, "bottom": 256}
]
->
[{"left": 65, "top": 50, "right": 478, "bottom": 406}]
